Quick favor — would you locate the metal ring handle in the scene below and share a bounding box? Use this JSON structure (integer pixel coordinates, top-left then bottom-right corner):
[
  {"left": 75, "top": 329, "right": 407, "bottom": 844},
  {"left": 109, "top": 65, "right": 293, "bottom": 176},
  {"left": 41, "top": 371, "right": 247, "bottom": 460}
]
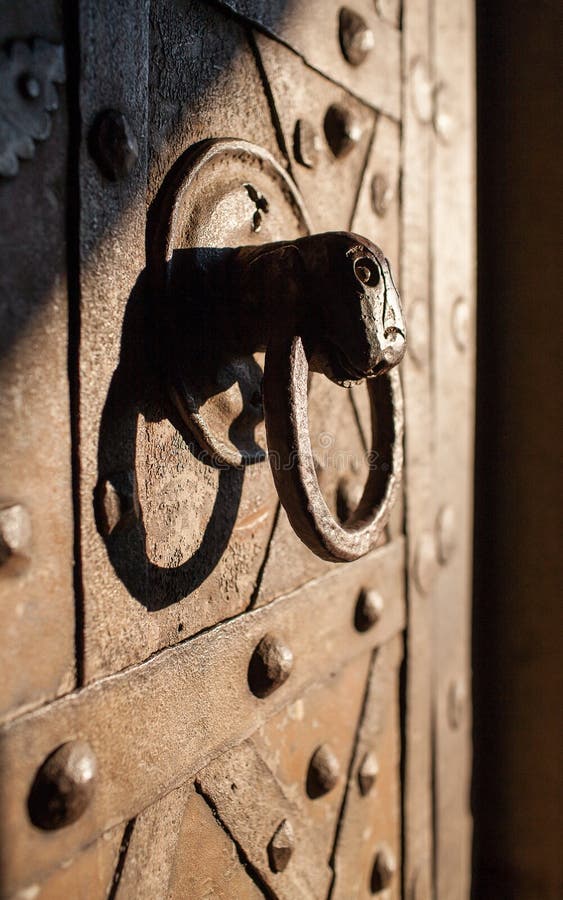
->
[{"left": 264, "top": 335, "right": 404, "bottom": 562}]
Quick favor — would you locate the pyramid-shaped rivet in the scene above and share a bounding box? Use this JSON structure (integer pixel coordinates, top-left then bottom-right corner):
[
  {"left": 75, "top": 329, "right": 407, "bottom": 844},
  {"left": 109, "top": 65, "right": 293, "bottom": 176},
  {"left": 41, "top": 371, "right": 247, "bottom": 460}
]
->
[
  {"left": 371, "top": 843, "right": 397, "bottom": 891},
  {"left": 358, "top": 750, "right": 379, "bottom": 795},
  {"left": 308, "top": 744, "right": 341, "bottom": 796},
  {"left": 268, "top": 818, "right": 294, "bottom": 873}
]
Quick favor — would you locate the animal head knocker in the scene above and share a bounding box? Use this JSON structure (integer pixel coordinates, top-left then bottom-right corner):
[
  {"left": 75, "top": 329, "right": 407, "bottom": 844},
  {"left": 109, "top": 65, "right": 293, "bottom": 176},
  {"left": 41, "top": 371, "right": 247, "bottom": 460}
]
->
[
  {"left": 274, "top": 232, "right": 406, "bottom": 385},
  {"left": 153, "top": 139, "right": 407, "bottom": 562},
  {"left": 219, "top": 232, "right": 406, "bottom": 386}
]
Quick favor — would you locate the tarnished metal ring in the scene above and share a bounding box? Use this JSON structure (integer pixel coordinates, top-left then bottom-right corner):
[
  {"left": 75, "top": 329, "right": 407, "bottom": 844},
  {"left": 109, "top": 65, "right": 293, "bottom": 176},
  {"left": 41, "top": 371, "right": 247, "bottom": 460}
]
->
[{"left": 264, "top": 335, "right": 403, "bottom": 562}]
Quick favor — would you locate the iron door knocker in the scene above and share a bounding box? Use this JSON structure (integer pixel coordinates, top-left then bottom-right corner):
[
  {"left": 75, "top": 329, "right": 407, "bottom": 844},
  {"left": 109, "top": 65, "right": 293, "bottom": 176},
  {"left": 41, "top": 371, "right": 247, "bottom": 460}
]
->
[{"left": 150, "top": 139, "right": 406, "bottom": 562}]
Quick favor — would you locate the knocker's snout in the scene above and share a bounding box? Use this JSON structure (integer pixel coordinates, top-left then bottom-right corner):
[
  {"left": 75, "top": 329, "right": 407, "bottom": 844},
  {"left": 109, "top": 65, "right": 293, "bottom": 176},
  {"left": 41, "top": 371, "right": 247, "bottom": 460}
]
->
[
  {"left": 372, "top": 254, "right": 406, "bottom": 373},
  {"left": 379, "top": 324, "right": 406, "bottom": 371},
  {"left": 298, "top": 232, "right": 406, "bottom": 384},
  {"left": 346, "top": 236, "right": 406, "bottom": 378}
]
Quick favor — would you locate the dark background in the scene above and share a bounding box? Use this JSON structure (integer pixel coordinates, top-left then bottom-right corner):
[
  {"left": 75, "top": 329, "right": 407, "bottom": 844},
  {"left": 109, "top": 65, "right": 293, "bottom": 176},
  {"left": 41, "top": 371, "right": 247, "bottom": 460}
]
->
[{"left": 473, "top": 1, "right": 562, "bottom": 896}]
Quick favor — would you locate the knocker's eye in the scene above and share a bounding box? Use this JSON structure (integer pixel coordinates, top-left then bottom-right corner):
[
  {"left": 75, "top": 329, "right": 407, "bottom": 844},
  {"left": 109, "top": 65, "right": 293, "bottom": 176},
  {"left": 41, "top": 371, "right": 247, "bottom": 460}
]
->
[{"left": 353, "top": 255, "right": 380, "bottom": 287}]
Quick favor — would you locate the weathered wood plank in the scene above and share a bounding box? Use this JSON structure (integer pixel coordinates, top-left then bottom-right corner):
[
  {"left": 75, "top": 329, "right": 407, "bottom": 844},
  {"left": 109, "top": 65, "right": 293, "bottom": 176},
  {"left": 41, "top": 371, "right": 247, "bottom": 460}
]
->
[
  {"left": 331, "top": 637, "right": 402, "bottom": 899},
  {"left": 401, "top": 0, "right": 435, "bottom": 894},
  {"left": 430, "top": 0, "right": 475, "bottom": 894}
]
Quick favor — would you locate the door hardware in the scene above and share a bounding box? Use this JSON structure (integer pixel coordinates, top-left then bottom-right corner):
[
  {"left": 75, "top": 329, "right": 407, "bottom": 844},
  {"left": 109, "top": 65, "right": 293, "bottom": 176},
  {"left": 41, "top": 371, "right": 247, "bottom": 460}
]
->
[{"left": 150, "top": 139, "right": 406, "bottom": 562}]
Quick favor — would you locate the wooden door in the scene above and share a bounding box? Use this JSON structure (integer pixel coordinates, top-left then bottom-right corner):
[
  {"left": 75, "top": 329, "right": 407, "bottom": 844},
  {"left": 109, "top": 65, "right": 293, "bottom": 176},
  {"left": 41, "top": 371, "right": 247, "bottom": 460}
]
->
[{"left": 0, "top": 1, "right": 474, "bottom": 897}]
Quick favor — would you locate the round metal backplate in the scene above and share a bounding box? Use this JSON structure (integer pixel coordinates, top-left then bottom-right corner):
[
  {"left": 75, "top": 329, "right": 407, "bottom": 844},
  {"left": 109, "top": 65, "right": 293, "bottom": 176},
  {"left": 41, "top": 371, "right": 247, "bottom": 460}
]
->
[{"left": 152, "top": 139, "right": 312, "bottom": 467}]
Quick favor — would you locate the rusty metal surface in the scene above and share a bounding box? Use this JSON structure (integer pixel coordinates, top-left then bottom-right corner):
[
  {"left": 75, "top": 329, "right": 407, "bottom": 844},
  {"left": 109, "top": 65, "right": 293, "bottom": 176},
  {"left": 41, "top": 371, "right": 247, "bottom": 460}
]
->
[
  {"left": 254, "top": 379, "right": 392, "bottom": 607},
  {"left": 254, "top": 31, "right": 376, "bottom": 232},
  {"left": 225, "top": 24, "right": 405, "bottom": 594},
  {"left": 147, "top": 0, "right": 284, "bottom": 202},
  {"left": 35, "top": 643, "right": 399, "bottom": 900},
  {"left": 115, "top": 784, "right": 190, "bottom": 900},
  {"left": 196, "top": 740, "right": 332, "bottom": 897},
  {"left": 255, "top": 370, "right": 392, "bottom": 605},
  {"left": 102, "top": 639, "right": 399, "bottom": 900},
  {"left": 331, "top": 637, "right": 402, "bottom": 899},
  {"left": 252, "top": 655, "right": 372, "bottom": 873},
  {"left": 0, "top": 0, "right": 477, "bottom": 895},
  {"left": 78, "top": 0, "right": 288, "bottom": 682},
  {"left": 0, "top": 2, "right": 75, "bottom": 723},
  {"left": 76, "top": 0, "right": 151, "bottom": 689},
  {"left": 213, "top": 0, "right": 401, "bottom": 118},
  {"left": 166, "top": 786, "right": 264, "bottom": 899},
  {"left": 150, "top": 123, "right": 405, "bottom": 562},
  {"left": 168, "top": 653, "right": 382, "bottom": 898},
  {"left": 0, "top": 540, "right": 404, "bottom": 896},
  {"left": 225, "top": 232, "right": 405, "bottom": 563},
  {"left": 9, "top": 823, "right": 124, "bottom": 900}
]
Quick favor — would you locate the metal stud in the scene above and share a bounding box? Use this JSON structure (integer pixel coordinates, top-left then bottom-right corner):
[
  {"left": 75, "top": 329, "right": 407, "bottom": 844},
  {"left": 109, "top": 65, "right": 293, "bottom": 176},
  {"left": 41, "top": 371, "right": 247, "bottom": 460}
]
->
[
  {"left": 435, "top": 504, "right": 456, "bottom": 564},
  {"left": 413, "top": 531, "right": 438, "bottom": 595},
  {"left": 433, "top": 82, "right": 456, "bottom": 143},
  {"left": 28, "top": 741, "right": 97, "bottom": 830},
  {"left": 268, "top": 818, "right": 294, "bottom": 872},
  {"left": 339, "top": 7, "right": 375, "bottom": 67},
  {"left": 95, "top": 471, "right": 138, "bottom": 538},
  {"left": 371, "top": 842, "right": 397, "bottom": 892},
  {"left": 0, "top": 502, "right": 31, "bottom": 575},
  {"left": 371, "top": 173, "right": 394, "bottom": 218},
  {"left": 358, "top": 750, "right": 379, "bottom": 795},
  {"left": 355, "top": 588, "right": 384, "bottom": 632},
  {"left": 324, "top": 103, "right": 363, "bottom": 159},
  {"left": 307, "top": 743, "right": 340, "bottom": 797},
  {"left": 451, "top": 295, "right": 469, "bottom": 351},
  {"left": 447, "top": 679, "right": 466, "bottom": 730},
  {"left": 248, "top": 633, "right": 293, "bottom": 698},
  {"left": 411, "top": 57, "right": 434, "bottom": 124},
  {"left": 294, "top": 118, "right": 322, "bottom": 169},
  {"left": 89, "top": 109, "right": 138, "bottom": 181}
]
